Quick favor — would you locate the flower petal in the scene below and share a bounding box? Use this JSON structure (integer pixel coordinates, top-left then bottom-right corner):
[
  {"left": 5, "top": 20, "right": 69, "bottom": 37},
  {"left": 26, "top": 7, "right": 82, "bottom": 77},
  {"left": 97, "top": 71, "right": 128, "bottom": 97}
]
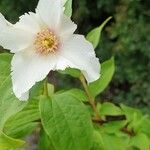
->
[
  {"left": 59, "top": 15, "right": 77, "bottom": 40},
  {"left": 0, "top": 14, "right": 34, "bottom": 52},
  {"left": 0, "top": 13, "right": 12, "bottom": 28},
  {"left": 36, "top": 0, "right": 63, "bottom": 29},
  {"left": 55, "top": 55, "right": 76, "bottom": 70},
  {"left": 59, "top": 34, "right": 100, "bottom": 82},
  {"left": 15, "top": 12, "right": 41, "bottom": 34},
  {"left": 19, "top": 92, "right": 29, "bottom": 101},
  {"left": 11, "top": 50, "right": 57, "bottom": 100}
]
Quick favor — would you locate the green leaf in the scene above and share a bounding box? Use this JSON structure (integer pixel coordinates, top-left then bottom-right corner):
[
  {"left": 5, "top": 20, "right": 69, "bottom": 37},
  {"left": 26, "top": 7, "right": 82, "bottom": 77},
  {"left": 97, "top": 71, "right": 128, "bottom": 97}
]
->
[
  {"left": 0, "top": 53, "right": 27, "bottom": 131},
  {"left": 59, "top": 68, "right": 81, "bottom": 78},
  {"left": 99, "top": 133, "right": 129, "bottom": 150},
  {"left": 0, "top": 53, "right": 27, "bottom": 148},
  {"left": 0, "top": 132, "right": 25, "bottom": 150},
  {"left": 89, "top": 57, "right": 115, "bottom": 97},
  {"left": 100, "top": 121, "right": 127, "bottom": 135},
  {"left": 39, "top": 92, "right": 93, "bottom": 150},
  {"left": 90, "top": 131, "right": 105, "bottom": 150},
  {"left": 4, "top": 98, "right": 40, "bottom": 139},
  {"left": 99, "top": 102, "right": 123, "bottom": 116},
  {"left": 120, "top": 104, "right": 150, "bottom": 135},
  {"left": 65, "top": 88, "right": 88, "bottom": 102},
  {"left": 86, "top": 17, "right": 112, "bottom": 49},
  {"left": 0, "top": 77, "right": 26, "bottom": 130},
  {"left": 64, "top": 0, "right": 73, "bottom": 17},
  {"left": 130, "top": 133, "right": 150, "bottom": 150},
  {"left": 141, "top": 119, "right": 150, "bottom": 138},
  {"left": 0, "top": 53, "right": 12, "bottom": 86},
  {"left": 38, "top": 128, "right": 54, "bottom": 150},
  {"left": 47, "top": 83, "right": 55, "bottom": 96},
  {"left": 30, "top": 81, "right": 43, "bottom": 98},
  {"left": 120, "top": 104, "right": 142, "bottom": 123}
]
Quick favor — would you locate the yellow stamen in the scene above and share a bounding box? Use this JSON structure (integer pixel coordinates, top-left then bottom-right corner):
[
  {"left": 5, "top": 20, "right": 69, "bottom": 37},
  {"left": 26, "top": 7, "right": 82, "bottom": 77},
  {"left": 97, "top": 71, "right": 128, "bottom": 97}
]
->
[{"left": 34, "top": 29, "right": 59, "bottom": 55}]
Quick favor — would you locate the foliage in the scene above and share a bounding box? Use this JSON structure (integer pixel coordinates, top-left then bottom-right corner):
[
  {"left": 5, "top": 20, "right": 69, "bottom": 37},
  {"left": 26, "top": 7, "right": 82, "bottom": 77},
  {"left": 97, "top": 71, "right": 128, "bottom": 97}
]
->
[
  {"left": 70, "top": 0, "right": 150, "bottom": 114},
  {"left": 0, "top": 0, "right": 149, "bottom": 114},
  {"left": 90, "top": 0, "right": 150, "bottom": 114},
  {"left": 101, "top": 0, "right": 150, "bottom": 114},
  {"left": 0, "top": 0, "right": 149, "bottom": 149},
  {"left": 0, "top": 51, "right": 150, "bottom": 149}
]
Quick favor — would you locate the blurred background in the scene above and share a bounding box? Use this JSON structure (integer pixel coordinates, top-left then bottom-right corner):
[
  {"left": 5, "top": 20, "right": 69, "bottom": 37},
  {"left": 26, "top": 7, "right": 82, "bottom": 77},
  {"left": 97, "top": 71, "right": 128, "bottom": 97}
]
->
[{"left": 0, "top": 0, "right": 149, "bottom": 114}]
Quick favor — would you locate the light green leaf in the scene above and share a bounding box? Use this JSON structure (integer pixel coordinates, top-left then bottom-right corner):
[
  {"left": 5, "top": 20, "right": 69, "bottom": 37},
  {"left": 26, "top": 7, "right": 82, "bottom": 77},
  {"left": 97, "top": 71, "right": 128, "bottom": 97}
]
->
[
  {"left": 38, "top": 128, "right": 54, "bottom": 150},
  {"left": 30, "top": 81, "right": 43, "bottom": 98},
  {"left": 90, "top": 131, "right": 105, "bottom": 150},
  {"left": 0, "top": 132, "right": 25, "bottom": 150},
  {"left": 59, "top": 68, "right": 81, "bottom": 78},
  {"left": 99, "top": 102, "right": 123, "bottom": 116},
  {"left": 0, "top": 53, "right": 12, "bottom": 86},
  {"left": 39, "top": 92, "right": 93, "bottom": 150},
  {"left": 0, "top": 53, "right": 27, "bottom": 149},
  {"left": 64, "top": 0, "right": 73, "bottom": 17},
  {"left": 4, "top": 98, "right": 40, "bottom": 139},
  {"left": 120, "top": 104, "right": 142, "bottom": 122},
  {"left": 120, "top": 104, "right": 150, "bottom": 135},
  {"left": 130, "top": 133, "right": 150, "bottom": 150},
  {"left": 0, "top": 53, "right": 27, "bottom": 131},
  {"left": 47, "top": 83, "right": 55, "bottom": 96},
  {"left": 89, "top": 57, "right": 115, "bottom": 97},
  {"left": 0, "top": 77, "right": 26, "bottom": 130},
  {"left": 141, "top": 119, "right": 150, "bottom": 138},
  {"left": 86, "top": 17, "right": 112, "bottom": 49},
  {"left": 65, "top": 88, "right": 88, "bottom": 102},
  {"left": 100, "top": 121, "right": 126, "bottom": 135},
  {"left": 99, "top": 133, "right": 129, "bottom": 150}
]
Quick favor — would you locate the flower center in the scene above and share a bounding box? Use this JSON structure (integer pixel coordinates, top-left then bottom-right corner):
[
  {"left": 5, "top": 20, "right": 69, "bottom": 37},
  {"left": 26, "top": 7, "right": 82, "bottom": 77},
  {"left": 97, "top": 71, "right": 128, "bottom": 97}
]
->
[{"left": 34, "top": 29, "right": 59, "bottom": 55}]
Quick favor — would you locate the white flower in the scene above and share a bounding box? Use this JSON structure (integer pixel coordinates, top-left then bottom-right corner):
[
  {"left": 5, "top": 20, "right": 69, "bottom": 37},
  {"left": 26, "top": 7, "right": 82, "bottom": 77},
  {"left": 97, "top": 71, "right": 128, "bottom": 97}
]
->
[{"left": 0, "top": 0, "right": 100, "bottom": 100}]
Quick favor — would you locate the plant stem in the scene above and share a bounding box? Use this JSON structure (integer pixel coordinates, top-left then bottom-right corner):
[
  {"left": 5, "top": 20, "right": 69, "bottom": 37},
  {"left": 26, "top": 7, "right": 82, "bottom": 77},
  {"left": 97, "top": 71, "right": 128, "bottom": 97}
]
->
[
  {"left": 79, "top": 75, "right": 101, "bottom": 120},
  {"left": 43, "top": 78, "right": 48, "bottom": 96}
]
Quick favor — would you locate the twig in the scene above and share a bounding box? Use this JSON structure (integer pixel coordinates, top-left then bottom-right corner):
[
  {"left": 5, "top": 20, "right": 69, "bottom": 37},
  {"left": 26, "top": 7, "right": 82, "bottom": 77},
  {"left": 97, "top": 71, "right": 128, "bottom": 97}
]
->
[{"left": 79, "top": 74, "right": 101, "bottom": 120}]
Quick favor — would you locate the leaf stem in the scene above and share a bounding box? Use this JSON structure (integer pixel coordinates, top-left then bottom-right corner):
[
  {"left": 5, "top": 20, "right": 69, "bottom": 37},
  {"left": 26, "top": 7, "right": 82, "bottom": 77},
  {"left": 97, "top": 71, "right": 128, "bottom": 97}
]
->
[
  {"left": 43, "top": 78, "right": 48, "bottom": 96},
  {"left": 79, "top": 75, "right": 101, "bottom": 120}
]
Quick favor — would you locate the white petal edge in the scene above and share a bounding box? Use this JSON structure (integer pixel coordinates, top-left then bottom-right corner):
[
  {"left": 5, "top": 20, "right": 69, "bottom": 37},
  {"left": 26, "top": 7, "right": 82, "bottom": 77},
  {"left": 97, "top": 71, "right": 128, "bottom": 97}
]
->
[
  {"left": 15, "top": 12, "right": 41, "bottom": 34},
  {"left": 11, "top": 49, "right": 57, "bottom": 100},
  {"left": 19, "top": 92, "right": 29, "bottom": 101},
  {"left": 58, "top": 15, "right": 77, "bottom": 40},
  {"left": 58, "top": 34, "right": 101, "bottom": 83},
  {"left": 36, "top": 0, "right": 63, "bottom": 30},
  {"left": 0, "top": 14, "right": 35, "bottom": 53},
  {"left": 0, "top": 13, "right": 12, "bottom": 28}
]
